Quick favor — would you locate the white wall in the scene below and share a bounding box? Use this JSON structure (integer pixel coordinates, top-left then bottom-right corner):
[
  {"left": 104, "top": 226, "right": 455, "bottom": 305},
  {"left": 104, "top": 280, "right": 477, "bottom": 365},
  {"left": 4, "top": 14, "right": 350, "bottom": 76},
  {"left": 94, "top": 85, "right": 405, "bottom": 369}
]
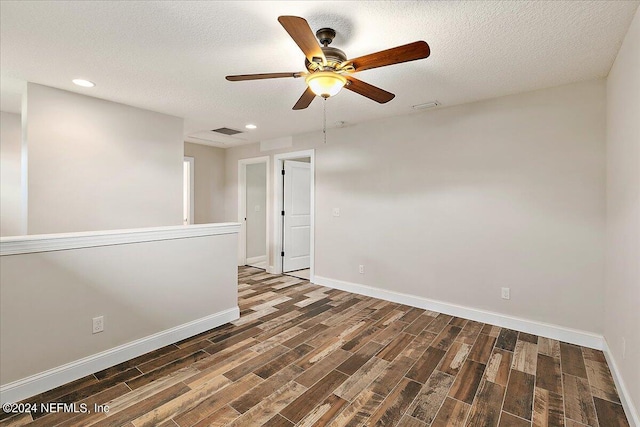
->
[
  {"left": 605, "top": 7, "right": 640, "bottom": 417},
  {"left": 25, "top": 83, "right": 184, "bottom": 234},
  {"left": 184, "top": 142, "right": 226, "bottom": 223},
  {"left": 246, "top": 162, "right": 267, "bottom": 259},
  {"left": 225, "top": 79, "right": 606, "bottom": 334},
  {"left": 0, "top": 112, "right": 22, "bottom": 236},
  {"left": 0, "top": 224, "right": 239, "bottom": 395}
]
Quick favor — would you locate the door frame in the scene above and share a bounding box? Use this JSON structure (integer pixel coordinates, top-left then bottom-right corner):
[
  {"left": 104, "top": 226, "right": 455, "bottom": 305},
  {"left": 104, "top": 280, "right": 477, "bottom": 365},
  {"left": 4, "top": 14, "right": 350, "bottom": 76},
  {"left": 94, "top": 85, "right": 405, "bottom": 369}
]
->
[
  {"left": 183, "top": 156, "right": 195, "bottom": 225},
  {"left": 238, "top": 156, "right": 270, "bottom": 267},
  {"left": 273, "top": 149, "right": 315, "bottom": 281}
]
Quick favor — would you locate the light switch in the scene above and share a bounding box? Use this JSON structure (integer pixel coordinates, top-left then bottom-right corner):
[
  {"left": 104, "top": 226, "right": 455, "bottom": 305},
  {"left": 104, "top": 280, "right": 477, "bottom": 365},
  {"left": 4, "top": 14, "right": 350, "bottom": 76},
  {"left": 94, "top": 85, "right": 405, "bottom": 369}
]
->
[
  {"left": 254, "top": 205, "right": 261, "bottom": 212},
  {"left": 332, "top": 208, "right": 340, "bottom": 217}
]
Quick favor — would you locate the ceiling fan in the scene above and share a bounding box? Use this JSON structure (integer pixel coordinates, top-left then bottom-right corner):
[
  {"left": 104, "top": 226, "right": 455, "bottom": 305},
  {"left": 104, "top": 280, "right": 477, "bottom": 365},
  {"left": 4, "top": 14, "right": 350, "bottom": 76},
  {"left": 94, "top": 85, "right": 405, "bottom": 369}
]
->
[{"left": 226, "top": 16, "right": 430, "bottom": 110}]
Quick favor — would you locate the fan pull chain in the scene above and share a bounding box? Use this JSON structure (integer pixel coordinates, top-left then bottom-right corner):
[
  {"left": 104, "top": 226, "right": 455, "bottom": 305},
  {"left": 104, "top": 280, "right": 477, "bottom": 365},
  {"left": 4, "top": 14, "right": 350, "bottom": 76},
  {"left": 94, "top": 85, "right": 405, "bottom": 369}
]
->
[{"left": 323, "top": 98, "right": 327, "bottom": 144}]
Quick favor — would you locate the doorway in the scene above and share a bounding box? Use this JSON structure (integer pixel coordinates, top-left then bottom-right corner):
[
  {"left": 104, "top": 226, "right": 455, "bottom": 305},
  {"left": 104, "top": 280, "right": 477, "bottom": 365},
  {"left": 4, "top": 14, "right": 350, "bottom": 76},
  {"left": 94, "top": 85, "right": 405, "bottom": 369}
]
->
[
  {"left": 274, "top": 150, "right": 315, "bottom": 282},
  {"left": 246, "top": 162, "right": 267, "bottom": 268},
  {"left": 238, "top": 156, "right": 270, "bottom": 269},
  {"left": 282, "top": 158, "right": 311, "bottom": 278}
]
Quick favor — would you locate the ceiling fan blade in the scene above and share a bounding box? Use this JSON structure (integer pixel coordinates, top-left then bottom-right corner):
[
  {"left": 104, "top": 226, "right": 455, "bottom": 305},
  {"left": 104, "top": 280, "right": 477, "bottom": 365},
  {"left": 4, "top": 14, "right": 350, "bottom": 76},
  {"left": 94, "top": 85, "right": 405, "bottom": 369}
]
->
[
  {"left": 226, "top": 72, "right": 303, "bottom": 81},
  {"left": 345, "top": 41, "right": 430, "bottom": 73},
  {"left": 278, "top": 16, "right": 326, "bottom": 65},
  {"left": 344, "top": 76, "right": 395, "bottom": 104},
  {"left": 293, "top": 87, "right": 315, "bottom": 110}
]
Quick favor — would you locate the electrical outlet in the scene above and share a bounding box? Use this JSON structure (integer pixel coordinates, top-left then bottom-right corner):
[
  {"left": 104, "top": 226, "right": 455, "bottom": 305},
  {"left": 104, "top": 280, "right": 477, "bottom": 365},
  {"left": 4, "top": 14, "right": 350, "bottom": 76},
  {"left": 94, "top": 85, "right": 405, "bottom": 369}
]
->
[
  {"left": 501, "top": 287, "right": 510, "bottom": 300},
  {"left": 92, "top": 316, "right": 104, "bottom": 334},
  {"left": 622, "top": 337, "right": 626, "bottom": 359},
  {"left": 359, "top": 265, "right": 365, "bottom": 274},
  {"left": 332, "top": 208, "right": 340, "bottom": 217}
]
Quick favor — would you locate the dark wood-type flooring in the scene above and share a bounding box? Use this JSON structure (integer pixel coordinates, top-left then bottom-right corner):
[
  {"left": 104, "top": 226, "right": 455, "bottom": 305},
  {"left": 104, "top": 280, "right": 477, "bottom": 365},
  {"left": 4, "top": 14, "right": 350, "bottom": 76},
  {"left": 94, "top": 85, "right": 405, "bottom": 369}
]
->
[{"left": 1, "top": 266, "right": 630, "bottom": 426}]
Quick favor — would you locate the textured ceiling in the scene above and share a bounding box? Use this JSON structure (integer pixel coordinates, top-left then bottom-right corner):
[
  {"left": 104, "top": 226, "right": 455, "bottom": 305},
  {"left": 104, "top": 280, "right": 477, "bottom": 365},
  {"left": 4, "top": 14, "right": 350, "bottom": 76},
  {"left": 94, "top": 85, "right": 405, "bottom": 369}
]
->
[{"left": 1, "top": 1, "right": 638, "bottom": 147}]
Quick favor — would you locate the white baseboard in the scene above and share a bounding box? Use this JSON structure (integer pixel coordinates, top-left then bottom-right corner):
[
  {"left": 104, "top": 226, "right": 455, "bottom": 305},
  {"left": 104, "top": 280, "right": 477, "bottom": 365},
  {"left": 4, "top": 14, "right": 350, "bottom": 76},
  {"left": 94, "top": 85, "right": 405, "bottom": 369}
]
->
[
  {"left": 319, "top": 274, "right": 640, "bottom": 424},
  {"left": 0, "top": 307, "right": 239, "bottom": 404},
  {"left": 603, "top": 340, "right": 639, "bottom": 427},
  {"left": 314, "top": 276, "right": 604, "bottom": 350}
]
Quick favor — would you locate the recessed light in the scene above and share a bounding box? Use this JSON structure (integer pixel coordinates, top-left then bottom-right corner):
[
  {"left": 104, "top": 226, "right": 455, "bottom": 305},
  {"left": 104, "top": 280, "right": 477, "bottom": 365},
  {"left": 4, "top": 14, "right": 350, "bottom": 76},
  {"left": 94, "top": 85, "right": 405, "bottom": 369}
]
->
[
  {"left": 72, "top": 79, "right": 95, "bottom": 88},
  {"left": 245, "top": 124, "right": 257, "bottom": 129}
]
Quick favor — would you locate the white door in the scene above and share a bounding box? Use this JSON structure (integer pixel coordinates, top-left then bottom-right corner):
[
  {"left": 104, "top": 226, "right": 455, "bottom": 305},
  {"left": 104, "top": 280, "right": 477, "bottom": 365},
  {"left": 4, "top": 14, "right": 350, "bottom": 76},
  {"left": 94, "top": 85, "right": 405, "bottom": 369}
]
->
[{"left": 283, "top": 160, "right": 311, "bottom": 272}]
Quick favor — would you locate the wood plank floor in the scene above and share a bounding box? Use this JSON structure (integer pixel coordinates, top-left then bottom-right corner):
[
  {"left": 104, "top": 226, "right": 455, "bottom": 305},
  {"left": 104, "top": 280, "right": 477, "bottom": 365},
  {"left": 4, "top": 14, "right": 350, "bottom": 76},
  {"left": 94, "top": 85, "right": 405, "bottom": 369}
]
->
[{"left": 1, "top": 267, "right": 630, "bottom": 427}]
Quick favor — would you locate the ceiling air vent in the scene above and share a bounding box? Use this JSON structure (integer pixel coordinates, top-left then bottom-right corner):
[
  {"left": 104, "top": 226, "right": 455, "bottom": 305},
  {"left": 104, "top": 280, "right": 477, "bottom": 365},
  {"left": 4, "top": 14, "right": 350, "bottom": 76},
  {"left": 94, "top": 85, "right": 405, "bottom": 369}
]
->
[
  {"left": 211, "top": 127, "right": 243, "bottom": 136},
  {"left": 411, "top": 101, "right": 440, "bottom": 110}
]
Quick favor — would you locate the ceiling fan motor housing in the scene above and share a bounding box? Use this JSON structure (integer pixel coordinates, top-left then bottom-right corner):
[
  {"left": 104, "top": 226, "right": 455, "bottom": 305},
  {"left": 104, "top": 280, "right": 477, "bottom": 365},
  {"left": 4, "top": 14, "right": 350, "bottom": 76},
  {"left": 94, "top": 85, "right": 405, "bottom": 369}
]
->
[
  {"left": 304, "top": 27, "right": 348, "bottom": 71},
  {"left": 306, "top": 46, "right": 347, "bottom": 71}
]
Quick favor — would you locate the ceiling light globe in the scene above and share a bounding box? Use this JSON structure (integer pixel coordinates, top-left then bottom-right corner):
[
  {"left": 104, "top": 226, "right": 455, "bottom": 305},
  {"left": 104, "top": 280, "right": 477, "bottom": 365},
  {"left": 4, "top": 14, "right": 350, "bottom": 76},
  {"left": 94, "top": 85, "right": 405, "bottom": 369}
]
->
[{"left": 305, "top": 72, "right": 347, "bottom": 98}]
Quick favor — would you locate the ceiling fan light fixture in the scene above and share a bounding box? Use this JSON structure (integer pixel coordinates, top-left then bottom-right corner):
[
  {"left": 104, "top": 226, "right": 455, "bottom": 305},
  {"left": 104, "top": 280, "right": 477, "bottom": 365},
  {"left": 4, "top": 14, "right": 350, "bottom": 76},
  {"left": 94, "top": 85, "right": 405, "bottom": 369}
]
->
[
  {"left": 305, "top": 71, "right": 347, "bottom": 98},
  {"left": 226, "top": 16, "right": 430, "bottom": 110}
]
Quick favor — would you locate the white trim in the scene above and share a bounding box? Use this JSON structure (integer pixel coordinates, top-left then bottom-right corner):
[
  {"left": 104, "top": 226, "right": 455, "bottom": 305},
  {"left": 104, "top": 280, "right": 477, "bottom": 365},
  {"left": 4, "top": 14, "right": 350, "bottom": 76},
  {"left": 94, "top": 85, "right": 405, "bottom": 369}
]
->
[
  {"left": 273, "top": 150, "right": 315, "bottom": 282},
  {"left": 20, "top": 91, "right": 28, "bottom": 235},
  {"left": 0, "top": 307, "right": 239, "bottom": 404},
  {"left": 183, "top": 156, "right": 195, "bottom": 225},
  {"left": 0, "top": 223, "right": 240, "bottom": 256},
  {"left": 603, "top": 340, "right": 640, "bottom": 427},
  {"left": 314, "top": 275, "right": 604, "bottom": 350},
  {"left": 237, "top": 156, "right": 270, "bottom": 267}
]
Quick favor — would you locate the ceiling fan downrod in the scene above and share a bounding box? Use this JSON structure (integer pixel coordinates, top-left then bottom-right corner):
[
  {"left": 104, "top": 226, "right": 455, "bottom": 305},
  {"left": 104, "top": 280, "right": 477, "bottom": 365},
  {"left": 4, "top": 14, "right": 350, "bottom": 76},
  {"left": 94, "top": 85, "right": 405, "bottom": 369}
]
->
[{"left": 316, "top": 28, "right": 336, "bottom": 47}]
